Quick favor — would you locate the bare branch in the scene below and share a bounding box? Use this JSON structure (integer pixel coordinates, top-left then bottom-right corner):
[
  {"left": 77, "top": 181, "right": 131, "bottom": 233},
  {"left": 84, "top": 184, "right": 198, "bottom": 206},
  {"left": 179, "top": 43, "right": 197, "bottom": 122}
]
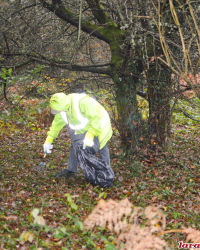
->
[
  {"left": 11, "top": 3, "right": 37, "bottom": 16},
  {"left": 39, "top": 0, "right": 110, "bottom": 44},
  {"left": 174, "top": 107, "right": 200, "bottom": 122}
]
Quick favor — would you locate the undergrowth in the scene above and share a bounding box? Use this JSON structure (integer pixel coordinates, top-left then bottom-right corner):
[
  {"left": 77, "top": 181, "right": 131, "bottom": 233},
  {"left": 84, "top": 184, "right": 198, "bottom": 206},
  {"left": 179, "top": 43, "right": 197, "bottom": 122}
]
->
[{"left": 0, "top": 95, "right": 200, "bottom": 250}]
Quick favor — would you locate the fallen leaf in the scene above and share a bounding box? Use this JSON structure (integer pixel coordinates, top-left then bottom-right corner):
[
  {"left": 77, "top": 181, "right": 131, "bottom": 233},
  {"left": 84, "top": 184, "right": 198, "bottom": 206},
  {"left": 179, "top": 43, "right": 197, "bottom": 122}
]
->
[
  {"left": 150, "top": 56, "right": 155, "bottom": 62},
  {"left": 152, "top": 196, "right": 157, "bottom": 202},
  {"left": 18, "top": 231, "right": 34, "bottom": 244},
  {"left": 118, "top": 176, "right": 123, "bottom": 182},
  {"left": 34, "top": 215, "right": 46, "bottom": 226}
]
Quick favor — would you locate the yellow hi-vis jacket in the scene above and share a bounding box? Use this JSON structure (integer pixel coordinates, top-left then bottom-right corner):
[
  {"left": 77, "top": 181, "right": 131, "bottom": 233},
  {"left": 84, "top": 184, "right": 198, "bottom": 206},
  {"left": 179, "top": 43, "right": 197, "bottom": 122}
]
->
[{"left": 45, "top": 93, "right": 113, "bottom": 149}]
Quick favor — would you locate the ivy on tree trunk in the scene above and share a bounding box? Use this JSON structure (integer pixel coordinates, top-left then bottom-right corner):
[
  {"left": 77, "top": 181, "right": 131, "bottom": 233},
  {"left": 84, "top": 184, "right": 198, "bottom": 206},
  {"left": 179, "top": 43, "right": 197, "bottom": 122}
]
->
[{"left": 147, "top": 65, "right": 172, "bottom": 149}]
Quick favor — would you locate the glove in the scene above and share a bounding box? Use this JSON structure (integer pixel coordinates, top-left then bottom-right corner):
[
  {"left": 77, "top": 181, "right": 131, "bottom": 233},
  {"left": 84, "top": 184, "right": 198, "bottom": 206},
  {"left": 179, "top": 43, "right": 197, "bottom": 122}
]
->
[
  {"left": 83, "top": 132, "right": 94, "bottom": 149},
  {"left": 83, "top": 132, "right": 95, "bottom": 154},
  {"left": 43, "top": 143, "right": 53, "bottom": 154},
  {"left": 83, "top": 144, "right": 96, "bottom": 154},
  {"left": 83, "top": 138, "right": 94, "bottom": 149}
]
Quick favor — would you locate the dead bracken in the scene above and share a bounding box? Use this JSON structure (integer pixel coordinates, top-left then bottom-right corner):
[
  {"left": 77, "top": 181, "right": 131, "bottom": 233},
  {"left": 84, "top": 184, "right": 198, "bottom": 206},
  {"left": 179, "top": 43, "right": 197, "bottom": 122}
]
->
[{"left": 84, "top": 199, "right": 200, "bottom": 250}]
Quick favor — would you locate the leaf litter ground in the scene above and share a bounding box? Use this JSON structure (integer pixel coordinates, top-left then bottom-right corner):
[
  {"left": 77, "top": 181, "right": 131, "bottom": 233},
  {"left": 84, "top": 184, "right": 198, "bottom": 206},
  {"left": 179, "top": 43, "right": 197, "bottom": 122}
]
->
[{"left": 0, "top": 115, "right": 200, "bottom": 250}]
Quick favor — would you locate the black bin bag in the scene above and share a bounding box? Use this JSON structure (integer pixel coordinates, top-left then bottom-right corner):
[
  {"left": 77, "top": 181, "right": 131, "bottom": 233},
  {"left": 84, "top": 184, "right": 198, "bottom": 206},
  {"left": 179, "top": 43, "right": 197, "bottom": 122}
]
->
[{"left": 75, "top": 145, "right": 115, "bottom": 188}]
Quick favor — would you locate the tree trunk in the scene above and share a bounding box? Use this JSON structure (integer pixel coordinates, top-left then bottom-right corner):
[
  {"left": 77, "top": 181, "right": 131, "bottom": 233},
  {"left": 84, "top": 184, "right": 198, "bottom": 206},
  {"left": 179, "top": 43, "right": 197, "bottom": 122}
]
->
[
  {"left": 147, "top": 65, "right": 172, "bottom": 149},
  {"left": 111, "top": 58, "right": 144, "bottom": 153}
]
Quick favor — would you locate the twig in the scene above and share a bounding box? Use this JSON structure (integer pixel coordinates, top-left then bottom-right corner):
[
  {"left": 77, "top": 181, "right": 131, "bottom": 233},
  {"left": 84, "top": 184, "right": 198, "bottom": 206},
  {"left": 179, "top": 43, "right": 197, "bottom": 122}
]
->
[{"left": 155, "top": 229, "right": 185, "bottom": 237}]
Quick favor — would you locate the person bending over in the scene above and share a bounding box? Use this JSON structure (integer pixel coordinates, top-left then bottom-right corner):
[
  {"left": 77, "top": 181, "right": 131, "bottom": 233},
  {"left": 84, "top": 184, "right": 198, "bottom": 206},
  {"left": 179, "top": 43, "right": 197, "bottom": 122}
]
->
[{"left": 43, "top": 92, "right": 113, "bottom": 178}]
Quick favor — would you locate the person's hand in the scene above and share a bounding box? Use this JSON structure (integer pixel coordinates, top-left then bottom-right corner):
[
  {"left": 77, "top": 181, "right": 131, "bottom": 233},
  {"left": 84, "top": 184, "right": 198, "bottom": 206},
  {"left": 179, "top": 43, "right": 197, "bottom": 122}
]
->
[
  {"left": 83, "top": 138, "right": 95, "bottom": 154},
  {"left": 83, "top": 138, "right": 94, "bottom": 149},
  {"left": 43, "top": 143, "right": 53, "bottom": 154}
]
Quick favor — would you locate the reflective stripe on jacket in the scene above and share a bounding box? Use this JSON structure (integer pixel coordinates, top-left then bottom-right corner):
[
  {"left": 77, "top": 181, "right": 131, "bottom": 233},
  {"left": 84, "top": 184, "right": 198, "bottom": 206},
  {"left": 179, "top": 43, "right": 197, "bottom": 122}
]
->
[{"left": 47, "top": 93, "right": 112, "bottom": 149}]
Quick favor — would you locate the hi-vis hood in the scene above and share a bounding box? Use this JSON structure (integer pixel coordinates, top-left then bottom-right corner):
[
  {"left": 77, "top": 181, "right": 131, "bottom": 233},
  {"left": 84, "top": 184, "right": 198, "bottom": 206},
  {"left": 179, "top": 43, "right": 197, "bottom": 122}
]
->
[{"left": 50, "top": 93, "right": 70, "bottom": 111}]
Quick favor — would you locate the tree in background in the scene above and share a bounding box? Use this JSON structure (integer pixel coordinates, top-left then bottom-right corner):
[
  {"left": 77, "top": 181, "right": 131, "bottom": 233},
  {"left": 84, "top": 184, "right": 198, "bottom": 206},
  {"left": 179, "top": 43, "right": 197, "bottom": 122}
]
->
[{"left": 0, "top": 0, "right": 199, "bottom": 152}]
